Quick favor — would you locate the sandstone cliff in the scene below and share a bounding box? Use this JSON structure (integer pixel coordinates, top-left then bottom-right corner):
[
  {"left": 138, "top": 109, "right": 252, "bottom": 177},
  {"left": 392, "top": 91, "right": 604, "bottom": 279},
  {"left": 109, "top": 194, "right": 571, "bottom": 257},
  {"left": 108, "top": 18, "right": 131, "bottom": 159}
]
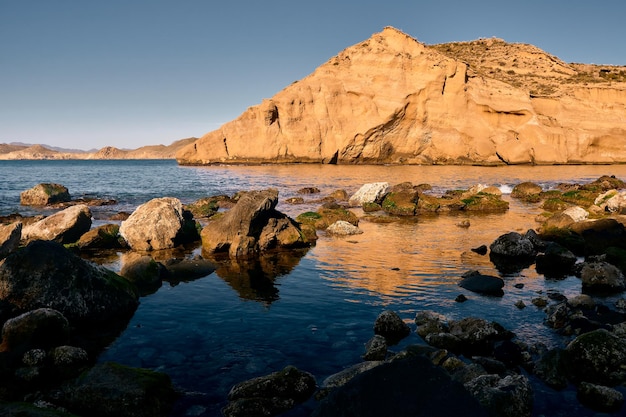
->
[
  {"left": 176, "top": 27, "right": 626, "bottom": 166},
  {"left": 0, "top": 138, "right": 197, "bottom": 160}
]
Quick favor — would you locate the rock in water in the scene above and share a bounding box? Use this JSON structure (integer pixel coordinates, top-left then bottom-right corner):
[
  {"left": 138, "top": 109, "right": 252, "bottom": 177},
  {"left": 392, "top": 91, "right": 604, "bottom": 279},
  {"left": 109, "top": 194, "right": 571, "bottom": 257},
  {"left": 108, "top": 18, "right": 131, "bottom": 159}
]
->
[
  {"left": 21, "top": 205, "right": 92, "bottom": 244},
  {"left": 20, "top": 183, "right": 70, "bottom": 206},
  {"left": 201, "top": 188, "right": 312, "bottom": 258},
  {"left": 120, "top": 197, "right": 198, "bottom": 251},
  {"left": 0, "top": 240, "right": 138, "bottom": 326}
]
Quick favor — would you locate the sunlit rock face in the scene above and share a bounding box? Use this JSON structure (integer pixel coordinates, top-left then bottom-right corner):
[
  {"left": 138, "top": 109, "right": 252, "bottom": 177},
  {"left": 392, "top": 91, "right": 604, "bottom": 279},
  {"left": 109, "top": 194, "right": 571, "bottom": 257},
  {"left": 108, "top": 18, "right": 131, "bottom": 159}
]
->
[{"left": 177, "top": 26, "right": 626, "bottom": 166}]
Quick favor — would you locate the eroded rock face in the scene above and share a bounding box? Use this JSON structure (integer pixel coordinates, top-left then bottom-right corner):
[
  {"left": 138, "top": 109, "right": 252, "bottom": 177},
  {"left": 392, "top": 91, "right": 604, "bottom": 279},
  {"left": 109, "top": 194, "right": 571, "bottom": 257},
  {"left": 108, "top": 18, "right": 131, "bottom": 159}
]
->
[
  {"left": 120, "top": 197, "right": 198, "bottom": 251},
  {"left": 201, "top": 189, "right": 312, "bottom": 258},
  {"left": 21, "top": 205, "right": 92, "bottom": 244},
  {"left": 177, "top": 27, "right": 626, "bottom": 166},
  {"left": 0, "top": 222, "right": 21, "bottom": 259}
]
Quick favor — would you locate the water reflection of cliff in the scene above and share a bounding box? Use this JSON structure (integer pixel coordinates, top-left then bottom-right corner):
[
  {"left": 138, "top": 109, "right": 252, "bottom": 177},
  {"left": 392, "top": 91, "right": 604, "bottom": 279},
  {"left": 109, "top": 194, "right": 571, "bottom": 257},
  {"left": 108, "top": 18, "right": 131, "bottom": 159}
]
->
[
  {"left": 206, "top": 248, "right": 310, "bottom": 304},
  {"left": 311, "top": 201, "right": 544, "bottom": 300}
]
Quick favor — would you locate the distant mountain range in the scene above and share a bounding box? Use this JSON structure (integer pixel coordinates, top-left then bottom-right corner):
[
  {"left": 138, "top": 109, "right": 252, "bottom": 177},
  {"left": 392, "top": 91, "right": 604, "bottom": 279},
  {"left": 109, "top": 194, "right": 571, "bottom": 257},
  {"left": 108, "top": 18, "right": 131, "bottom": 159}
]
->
[{"left": 0, "top": 138, "right": 197, "bottom": 160}]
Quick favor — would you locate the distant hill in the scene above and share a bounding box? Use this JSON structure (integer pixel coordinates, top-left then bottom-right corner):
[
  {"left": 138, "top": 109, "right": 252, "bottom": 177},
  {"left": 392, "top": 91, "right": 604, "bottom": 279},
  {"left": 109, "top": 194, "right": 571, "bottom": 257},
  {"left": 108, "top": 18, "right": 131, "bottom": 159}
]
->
[{"left": 0, "top": 137, "right": 197, "bottom": 160}]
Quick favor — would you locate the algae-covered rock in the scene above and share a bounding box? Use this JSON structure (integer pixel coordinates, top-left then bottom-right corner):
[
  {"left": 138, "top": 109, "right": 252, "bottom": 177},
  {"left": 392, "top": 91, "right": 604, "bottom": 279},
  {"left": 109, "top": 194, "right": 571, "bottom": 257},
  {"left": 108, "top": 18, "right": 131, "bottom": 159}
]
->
[{"left": 20, "top": 183, "right": 71, "bottom": 206}]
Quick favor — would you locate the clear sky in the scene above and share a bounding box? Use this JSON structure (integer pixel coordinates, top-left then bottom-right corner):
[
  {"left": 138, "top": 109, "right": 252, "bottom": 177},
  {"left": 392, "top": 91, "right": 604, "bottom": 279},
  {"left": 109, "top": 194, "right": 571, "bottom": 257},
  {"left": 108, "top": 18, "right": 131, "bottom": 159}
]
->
[{"left": 1, "top": 0, "right": 625, "bottom": 150}]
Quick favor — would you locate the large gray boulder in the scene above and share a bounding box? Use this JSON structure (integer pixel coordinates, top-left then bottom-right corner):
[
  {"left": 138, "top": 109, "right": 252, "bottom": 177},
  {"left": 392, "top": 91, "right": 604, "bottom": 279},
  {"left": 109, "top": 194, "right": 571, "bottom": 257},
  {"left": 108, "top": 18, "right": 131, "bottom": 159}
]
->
[
  {"left": 201, "top": 189, "right": 312, "bottom": 258},
  {"left": 565, "top": 329, "right": 626, "bottom": 386},
  {"left": 21, "top": 205, "right": 92, "bottom": 244},
  {"left": 0, "top": 240, "right": 138, "bottom": 326},
  {"left": 20, "top": 183, "right": 70, "bottom": 206},
  {"left": 0, "top": 221, "right": 21, "bottom": 259},
  {"left": 120, "top": 197, "right": 198, "bottom": 251}
]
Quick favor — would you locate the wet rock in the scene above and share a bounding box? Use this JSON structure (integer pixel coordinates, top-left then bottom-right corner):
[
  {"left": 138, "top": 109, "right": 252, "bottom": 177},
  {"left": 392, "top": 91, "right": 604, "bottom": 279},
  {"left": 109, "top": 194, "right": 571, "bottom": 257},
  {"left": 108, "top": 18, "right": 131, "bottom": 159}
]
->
[
  {"left": 202, "top": 189, "right": 312, "bottom": 258},
  {"left": 0, "top": 221, "right": 21, "bottom": 259},
  {"left": 511, "top": 182, "right": 542, "bottom": 201},
  {"left": 535, "top": 242, "right": 577, "bottom": 278},
  {"left": 20, "top": 183, "right": 70, "bottom": 206},
  {"left": 49, "top": 345, "right": 90, "bottom": 379},
  {"left": 455, "top": 294, "right": 468, "bottom": 302},
  {"left": 224, "top": 365, "right": 316, "bottom": 417},
  {"left": 464, "top": 374, "right": 533, "bottom": 417},
  {"left": 297, "top": 207, "right": 358, "bottom": 230},
  {"left": 448, "top": 317, "right": 513, "bottom": 356},
  {"left": 544, "top": 302, "right": 570, "bottom": 330},
  {"left": 77, "top": 223, "right": 125, "bottom": 250},
  {"left": 0, "top": 240, "right": 139, "bottom": 326},
  {"left": 120, "top": 197, "right": 199, "bottom": 251},
  {"left": 471, "top": 245, "right": 488, "bottom": 255},
  {"left": 534, "top": 348, "right": 569, "bottom": 390},
  {"left": 415, "top": 310, "right": 448, "bottom": 339},
  {"left": 63, "top": 362, "right": 177, "bottom": 417},
  {"left": 381, "top": 190, "right": 419, "bottom": 216},
  {"left": 565, "top": 329, "right": 626, "bottom": 385},
  {"left": 321, "top": 361, "right": 384, "bottom": 390},
  {"left": 0, "top": 402, "right": 77, "bottom": 416},
  {"left": 118, "top": 252, "right": 166, "bottom": 296},
  {"left": 160, "top": 256, "right": 216, "bottom": 283},
  {"left": 580, "top": 261, "right": 626, "bottom": 293},
  {"left": 328, "top": 189, "right": 348, "bottom": 201},
  {"left": 570, "top": 218, "right": 626, "bottom": 255},
  {"left": 461, "top": 193, "right": 509, "bottom": 212},
  {"left": 0, "top": 308, "right": 70, "bottom": 354},
  {"left": 313, "top": 355, "right": 488, "bottom": 417},
  {"left": 21, "top": 205, "right": 92, "bottom": 244},
  {"left": 362, "top": 335, "right": 387, "bottom": 361},
  {"left": 348, "top": 182, "right": 389, "bottom": 207},
  {"left": 524, "top": 229, "right": 547, "bottom": 251},
  {"left": 297, "top": 187, "right": 320, "bottom": 194},
  {"left": 424, "top": 333, "right": 462, "bottom": 353},
  {"left": 595, "top": 189, "right": 626, "bottom": 213},
  {"left": 326, "top": 220, "right": 363, "bottom": 236},
  {"left": 577, "top": 381, "right": 625, "bottom": 413},
  {"left": 185, "top": 195, "right": 233, "bottom": 218},
  {"left": 489, "top": 232, "right": 536, "bottom": 273},
  {"left": 373, "top": 310, "right": 410, "bottom": 344},
  {"left": 459, "top": 270, "right": 504, "bottom": 296},
  {"left": 285, "top": 197, "right": 305, "bottom": 204}
]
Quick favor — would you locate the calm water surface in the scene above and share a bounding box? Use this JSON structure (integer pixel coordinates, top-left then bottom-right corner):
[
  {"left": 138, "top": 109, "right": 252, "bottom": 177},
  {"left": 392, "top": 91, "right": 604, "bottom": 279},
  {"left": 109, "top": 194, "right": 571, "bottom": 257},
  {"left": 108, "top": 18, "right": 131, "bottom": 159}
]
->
[{"left": 2, "top": 160, "right": 626, "bottom": 416}]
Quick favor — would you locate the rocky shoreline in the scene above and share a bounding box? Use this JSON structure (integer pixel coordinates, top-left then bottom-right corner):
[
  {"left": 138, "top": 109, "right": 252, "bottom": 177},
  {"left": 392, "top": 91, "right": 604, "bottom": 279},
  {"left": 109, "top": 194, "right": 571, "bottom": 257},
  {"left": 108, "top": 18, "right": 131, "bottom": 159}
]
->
[{"left": 1, "top": 175, "right": 626, "bottom": 416}]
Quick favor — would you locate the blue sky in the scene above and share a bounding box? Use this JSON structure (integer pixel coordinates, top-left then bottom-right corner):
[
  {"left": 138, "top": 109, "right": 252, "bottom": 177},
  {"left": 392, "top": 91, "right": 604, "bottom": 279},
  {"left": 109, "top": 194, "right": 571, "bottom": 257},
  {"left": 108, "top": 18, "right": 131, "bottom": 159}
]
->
[{"left": 1, "top": 0, "right": 625, "bottom": 150}]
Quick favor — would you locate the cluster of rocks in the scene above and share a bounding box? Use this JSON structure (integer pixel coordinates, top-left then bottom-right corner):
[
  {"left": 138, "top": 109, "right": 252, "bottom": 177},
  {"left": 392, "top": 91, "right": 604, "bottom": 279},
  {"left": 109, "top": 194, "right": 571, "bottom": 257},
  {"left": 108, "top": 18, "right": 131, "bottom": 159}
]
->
[{"left": 3, "top": 175, "right": 626, "bottom": 416}]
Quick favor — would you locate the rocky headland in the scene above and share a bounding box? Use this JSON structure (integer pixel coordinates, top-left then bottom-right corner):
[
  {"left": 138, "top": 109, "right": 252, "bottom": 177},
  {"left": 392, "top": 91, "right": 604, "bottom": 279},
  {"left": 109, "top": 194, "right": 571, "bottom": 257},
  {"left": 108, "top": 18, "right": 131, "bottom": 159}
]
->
[{"left": 176, "top": 26, "right": 626, "bottom": 166}]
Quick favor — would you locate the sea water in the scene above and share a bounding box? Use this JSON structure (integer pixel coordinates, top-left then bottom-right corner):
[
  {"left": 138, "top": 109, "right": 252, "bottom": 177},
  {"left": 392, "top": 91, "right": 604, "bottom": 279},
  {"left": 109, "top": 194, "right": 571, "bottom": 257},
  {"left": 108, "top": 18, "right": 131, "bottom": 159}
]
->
[{"left": 1, "top": 160, "right": 625, "bottom": 416}]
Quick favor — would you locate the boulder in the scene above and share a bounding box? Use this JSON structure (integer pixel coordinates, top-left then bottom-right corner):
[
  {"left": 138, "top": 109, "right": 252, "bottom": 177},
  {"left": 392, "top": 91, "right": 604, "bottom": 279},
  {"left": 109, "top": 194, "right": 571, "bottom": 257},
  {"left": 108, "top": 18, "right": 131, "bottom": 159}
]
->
[
  {"left": 565, "top": 329, "right": 626, "bottom": 385},
  {"left": 580, "top": 261, "right": 626, "bottom": 293},
  {"left": 562, "top": 206, "right": 589, "bottom": 222},
  {"left": 363, "top": 335, "right": 387, "bottom": 361},
  {"left": 535, "top": 242, "right": 577, "bottom": 278},
  {"left": 63, "top": 362, "right": 177, "bottom": 417},
  {"left": 569, "top": 218, "right": 626, "bottom": 255},
  {"left": 20, "top": 183, "right": 70, "bottom": 206},
  {"left": 511, "top": 182, "right": 543, "bottom": 201},
  {"left": 595, "top": 189, "right": 626, "bottom": 213},
  {"left": 0, "top": 240, "right": 138, "bottom": 326},
  {"left": 326, "top": 220, "right": 363, "bottom": 236},
  {"left": 223, "top": 365, "right": 316, "bottom": 417},
  {"left": 415, "top": 311, "right": 449, "bottom": 339},
  {"left": 0, "top": 221, "right": 21, "bottom": 259},
  {"left": 185, "top": 195, "right": 233, "bottom": 218},
  {"left": 464, "top": 374, "right": 533, "bottom": 417},
  {"left": 448, "top": 317, "right": 513, "bottom": 356},
  {"left": 202, "top": 189, "right": 312, "bottom": 258},
  {"left": 313, "top": 355, "right": 488, "bottom": 417},
  {"left": 489, "top": 232, "right": 536, "bottom": 273},
  {"left": 381, "top": 190, "right": 419, "bottom": 216},
  {"left": 120, "top": 197, "right": 198, "bottom": 251},
  {"left": 0, "top": 308, "right": 70, "bottom": 354},
  {"left": 373, "top": 310, "right": 410, "bottom": 344},
  {"left": 459, "top": 271, "right": 504, "bottom": 296},
  {"left": 118, "top": 252, "right": 166, "bottom": 296},
  {"left": 533, "top": 348, "right": 569, "bottom": 390},
  {"left": 576, "top": 382, "right": 625, "bottom": 413},
  {"left": 21, "top": 205, "right": 92, "bottom": 244},
  {"left": 348, "top": 183, "right": 389, "bottom": 207},
  {"left": 76, "top": 223, "right": 124, "bottom": 250}
]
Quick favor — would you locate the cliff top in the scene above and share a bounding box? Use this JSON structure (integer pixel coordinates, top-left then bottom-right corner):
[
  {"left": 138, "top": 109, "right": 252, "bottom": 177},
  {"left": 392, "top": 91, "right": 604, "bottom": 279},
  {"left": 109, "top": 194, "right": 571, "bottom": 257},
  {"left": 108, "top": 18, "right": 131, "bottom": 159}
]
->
[{"left": 429, "top": 37, "right": 626, "bottom": 96}]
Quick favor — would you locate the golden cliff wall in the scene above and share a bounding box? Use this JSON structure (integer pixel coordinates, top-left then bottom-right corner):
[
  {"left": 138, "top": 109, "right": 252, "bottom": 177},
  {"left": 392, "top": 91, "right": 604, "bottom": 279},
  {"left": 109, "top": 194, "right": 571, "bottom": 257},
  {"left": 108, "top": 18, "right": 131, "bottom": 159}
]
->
[{"left": 176, "top": 27, "right": 626, "bottom": 166}]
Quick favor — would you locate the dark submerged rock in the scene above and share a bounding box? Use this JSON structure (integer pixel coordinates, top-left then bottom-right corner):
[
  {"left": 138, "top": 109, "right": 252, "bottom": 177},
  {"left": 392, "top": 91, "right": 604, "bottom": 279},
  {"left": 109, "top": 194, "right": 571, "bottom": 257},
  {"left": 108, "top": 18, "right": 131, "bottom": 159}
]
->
[
  {"left": 535, "top": 242, "right": 577, "bottom": 278},
  {"left": 464, "top": 374, "right": 533, "bottom": 417},
  {"left": 459, "top": 270, "right": 504, "bottom": 296},
  {"left": 489, "top": 232, "right": 536, "bottom": 273},
  {"left": 313, "top": 355, "right": 488, "bottom": 417},
  {"left": 0, "top": 240, "right": 138, "bottom": 327},
  {"left": 223, "top": 365, "right": 316, "bottom": 417},
  {"left": 62, "top": 362, "right": 177, "bottom": 417},
  {"left": 362, "top": 335, "right": 387, "bottom": 361},
  {"left": 576, "top": 381, "right": 625, "bottom": 413}
]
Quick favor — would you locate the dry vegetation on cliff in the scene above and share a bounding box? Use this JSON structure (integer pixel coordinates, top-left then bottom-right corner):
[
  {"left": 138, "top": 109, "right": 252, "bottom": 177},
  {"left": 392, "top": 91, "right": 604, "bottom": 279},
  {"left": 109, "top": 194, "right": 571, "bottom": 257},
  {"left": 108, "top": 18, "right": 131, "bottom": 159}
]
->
[{"left": 430, "top": 38, "right": 626, "bottom": 97}]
